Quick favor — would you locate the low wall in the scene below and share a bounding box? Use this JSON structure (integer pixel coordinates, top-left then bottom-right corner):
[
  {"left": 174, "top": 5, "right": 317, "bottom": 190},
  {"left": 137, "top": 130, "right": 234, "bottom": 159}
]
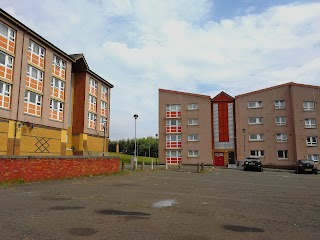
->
[{"left": 0, "top": 156, "right": 120, "bottom": 182}]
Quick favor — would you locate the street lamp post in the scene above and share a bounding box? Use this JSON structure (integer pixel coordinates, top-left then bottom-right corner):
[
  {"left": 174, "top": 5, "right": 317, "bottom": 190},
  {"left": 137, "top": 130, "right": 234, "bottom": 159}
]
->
[
  {"left": 134, "top": 114, "right": 138, "bottom": 169},
  {"left": 242, "top": 128, "right": 246, "bottom": 159},
  {"left": 155, "top": 133, "right": 158, "bottom": 165},
  {"left": 102, "top": 119, "right": 107, "bottom": 156}
]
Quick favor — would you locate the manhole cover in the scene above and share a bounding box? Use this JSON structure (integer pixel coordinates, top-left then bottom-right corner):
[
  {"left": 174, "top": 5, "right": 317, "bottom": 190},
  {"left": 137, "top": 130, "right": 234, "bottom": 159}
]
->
[
  {"left": 49, "top": 206, "right": 85, "bottom": 210},
  {"left": 68, "top": 227, "right": 97, "bottom": 236},
  {"left": 222, "top": 225, "right": 265, "bottom": 233},
  {"left": 96, "top": 209, "right": 150, "bottom": 216}
]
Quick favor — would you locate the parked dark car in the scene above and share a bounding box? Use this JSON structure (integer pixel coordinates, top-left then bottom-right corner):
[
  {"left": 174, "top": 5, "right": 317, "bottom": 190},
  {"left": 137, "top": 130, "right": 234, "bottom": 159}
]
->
[
  {"left": 295, "top": 160, "right": 318, "bottom": 174},
  {"left": 243, "top": 158, "right": 263, "bottom": 172}
]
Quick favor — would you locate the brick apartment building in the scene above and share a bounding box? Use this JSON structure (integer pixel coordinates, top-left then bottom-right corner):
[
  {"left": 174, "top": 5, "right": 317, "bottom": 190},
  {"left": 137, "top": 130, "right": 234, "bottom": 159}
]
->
[
  {"left": 159, "top": 82, "right": 320, "bottom": 168},
  {"left": 159, "top": 89, "right": 235, "bottom": 166},
  {"left": 0, "top": 9, "right": 113, "bottom": 156},
  {"left": 235, "top": 82, "right": 320, "bottom": 168}
]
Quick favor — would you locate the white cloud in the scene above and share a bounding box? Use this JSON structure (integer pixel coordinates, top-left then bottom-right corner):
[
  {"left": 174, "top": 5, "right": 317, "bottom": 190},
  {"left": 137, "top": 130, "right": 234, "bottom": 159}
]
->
[{"left": 1, "top": 0, "right": 320, "bottom": 139}]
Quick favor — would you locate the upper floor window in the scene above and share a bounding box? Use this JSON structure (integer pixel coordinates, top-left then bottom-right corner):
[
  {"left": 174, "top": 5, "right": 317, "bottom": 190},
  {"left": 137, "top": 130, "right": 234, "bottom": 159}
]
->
[
  {"left": 248, "top": 117, "right": 263, "bottom": 125},
  {"left": 277, "top": 150, "right": 288, "bottom": 159},
  {"left": 188, "top": 150, "right": 199, "bottom": 157},
  {"left": 100, "top": 116, "right": 107, "bottom": 131},
  {"left": 305, "top": 118, "right": 316, "bottom": 128},
  {"left": 0, "top": 21, "right": 15, "bottom": 41},
  {"left": 166, "top": 135, "right": 181, "bottom": 142},
  {"left": 26, "top": 65, "right": 43, "bottom": 92},
  {"left": 306, "top": 136, "right": 317, "bottom": 146},
  {"left": 275, "top": 116, "right": 286, "bottom": 126},
  {"left": 276, "top": 133, "right": 287, "bottom": 142},
  {"left": 248, "top": 101, "right": 262, "bottom": 109},
  {"left": 100, "top": 100, "right": 107, "bottom": 116},
  {"left": 188, "top": 103, "right": 198, "bottom": 110},
  {"left": 249, "top": 134, "right": 264, "bottom": 141},
  {"left": 101, "top": 85, "right": 108, "bottom": 101},
  {"left": 188, "top": 134, "right": 198, "bottom": 141},
  {"left": 166, "top": 104, "right": 181, "bottom": 118},
  {"left": 88, "top": 95, "right": 97, "bottom": 112},
  {"left": 24, "top": 90, "right": 42, "bottom": 116},
  {"left": 0, "top": 51, "right": 13, "bottom": 69},
  {"left": 89, "top": 78, "right": 97, "bottom": 95},
  {"left": 166, "top": 119, "right": 181, "bottom": 133},
  {"left": 274, "top": 100, "right": 285, "bottom": 109},
  {"left": 88, "top": 112, "right": 97, "bottom": 129},
  {"left": 188, "top": 118, "right": 198, "bottom": 126},
  {"left": 28, "top": 40, "right": 44, "bottom": 58},
  {"left": 0, "top": 81, "right": 10, "bottom": 109},
  {"left": 166, "top": 104, "right": 181, "bottom": 111},
  {"left": 307, "top": 154, "right": 319, "bottom": 162},
  {"left": 250, "top": 150, "right": 264, "bottom": 158},
  {"left": 53, "top": 55, "right": 66, "bottom": 69},
  {"left": 51, "top": 77, "right": 65, "bottom": 100},
  {"left": 303, "top": 101, "right": 315, "bottom": 111},
  {"left": 50, "top": 99, "right": 64, "bottom": 121}
]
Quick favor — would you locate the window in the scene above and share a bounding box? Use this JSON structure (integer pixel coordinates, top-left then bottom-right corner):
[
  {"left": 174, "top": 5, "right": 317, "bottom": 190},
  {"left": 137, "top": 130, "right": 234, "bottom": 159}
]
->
[
  {"left": 100, "top": 101, "right": 107, "bottom": 115},
  {"left": 305, "top": 118, "right": 316, "bottom": 128},
  {"left": 274, "top": 100, "right": 285, "bottom": 109},
  {"left": 306, "top": 136, "right": 317, "bottom": 146},
  {"left": 277, "top": 150, "right": 288, "bottom": 159},
  {"left": 89, "top": 95, "right": 97, "bottom": 112},
  {"left": 166, "top": 150, "right": 182, "bottom": 164},
  {"left": 307, "top": 154, "right": 319, "bottom": 162},
  {"left": 249, "top": 134, "right": 264, "bottom": 141},
  {"left": 166, "top": 134, "right": 182, "bottom": 148},
  {"left": 26, "top": 65, "right": 43, "bottom": 91},
  {"left": 188, "top": 103, "right": 198, "bottom": 110},
  {"left": 88, "top": 112, "right": 97, "bottom": 129},
  {"left": 0, "top": 81, "right": 10, "bottom": 108},
  {"left": 0, "top": 21, "right": 15, "bottom": 41},
  {"left": 0, "top": 51, "right": 13, "bottom": 69},
  {"left": 303, "top": 101, "right": 314, "bottom": 111},
  {"left": 101, "top": 85, "right": 108, "bottom": 101},
  {"left": 250, "top": 150, "right": 264, "bottom": 158},
  {"left": 89, "top": 78, "right": 97, "bottom": 95},
  {"left": 188, "top": 150, "right": 199, "bottom": 157},
  {"left": 275, "top": 116, "right": 286, "bottom": 126},
  {"left": 166, "top": 135, "right": 181, "bottom": 142},
  {"left": 248, "top": 117, "right": 263, "bottom": 125},
  {"left": 166, "top": 104, "right": 181, "bottom": 111},
  {"left": 100, "top": 116, "right": 107, "bottom": 131},
  {"left": 188, "top": 118, "right": 198, "bottom": 125},
  {"left": 50, "top": 99, "right": 64, "bottom": 121},
  {"left": 276, "top": 133, "right": 287, "bottom": 142},
  {"left": 51, "top": 77, "right": 65, "bottom": 99},
  {"left": 52, "top": 55, "right": 66, "bottom": 69},
  {"left": 28, "top": 40, "right": 44, "bottom": 58},
  {"left": 248, "top": 101, "right": 262, "bottom": 109},
  {"left": 166, "top": 119, "right": 181, "bottom": 133},
  {"left": 24, "top": 90, "right": 42, "bottom": 116},
  {"left": 188, "top": 134, "right": 198, "bottom": 141},
  {"left": 166, "top": 104, "right": 181, "bottom": 118}
]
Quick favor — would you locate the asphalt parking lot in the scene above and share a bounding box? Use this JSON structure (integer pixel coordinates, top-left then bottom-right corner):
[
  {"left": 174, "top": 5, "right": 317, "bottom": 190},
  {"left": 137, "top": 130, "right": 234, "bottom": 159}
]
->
[{"left": 1, "top": 167, "right": 320, "bottom": 240}]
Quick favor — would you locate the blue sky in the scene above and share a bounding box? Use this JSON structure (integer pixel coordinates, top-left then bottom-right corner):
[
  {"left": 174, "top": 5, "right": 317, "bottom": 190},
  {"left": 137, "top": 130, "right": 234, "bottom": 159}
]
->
[{"left": 1, "top": 0, "right": 320, "bottom": 140}]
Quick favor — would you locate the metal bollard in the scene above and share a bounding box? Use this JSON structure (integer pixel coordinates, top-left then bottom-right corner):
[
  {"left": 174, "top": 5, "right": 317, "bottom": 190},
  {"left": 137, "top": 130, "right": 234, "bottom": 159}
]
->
[
  {"left": 141, "top": 161, "right": 144, "bottom": 170},
  {"left": 151, "top": 159, "right": 154, "bottom": 170},
  {"left": 178, "top": 162, "right": 182, "bottom": 171},
  {"left": 197, "top": 163, "right": 200, "bottom": 173},
  {"left": 122, "top": 162, "right": 125, "bottom": 171},
  {"left": 165, "top": 162, "right": 168, "bottom": 170},
  {"left": 201, "top": 162, "right": 204, "bottom": 171}
]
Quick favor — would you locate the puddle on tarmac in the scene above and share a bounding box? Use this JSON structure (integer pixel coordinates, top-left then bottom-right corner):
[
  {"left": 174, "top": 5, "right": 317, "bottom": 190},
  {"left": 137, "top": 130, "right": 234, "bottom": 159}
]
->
[
  {"left": 96, "top": 209, "right": 150, "bottom": 216},
  {"left": 151, "top": 199, "right": 177, "bottom": 208},
  {"left": 49, "top": 206, "right": 85, "bottom": 210},
  {"left": 68, "top": 227, "right": 97, "bottom": 236},
  {"left": 222, "top": 225, "right": 265, "bottom": 233}
]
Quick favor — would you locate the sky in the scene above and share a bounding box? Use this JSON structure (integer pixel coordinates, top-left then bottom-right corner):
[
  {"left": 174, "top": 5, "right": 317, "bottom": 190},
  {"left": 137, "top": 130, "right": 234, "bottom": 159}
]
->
[{"left": 1, "top": 0, "right": 320, "bottom": 140}]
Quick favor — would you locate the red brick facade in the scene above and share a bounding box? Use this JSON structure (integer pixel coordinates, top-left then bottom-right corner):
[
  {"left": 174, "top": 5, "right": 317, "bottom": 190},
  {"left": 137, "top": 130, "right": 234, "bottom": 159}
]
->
[{"left": 0, "top": 156, "right": 120, "bottom": 182}]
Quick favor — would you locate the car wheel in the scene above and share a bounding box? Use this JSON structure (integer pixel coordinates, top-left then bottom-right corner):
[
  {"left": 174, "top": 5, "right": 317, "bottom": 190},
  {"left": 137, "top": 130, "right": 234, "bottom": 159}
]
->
[{"left": 260, "top": 167, "right": 263, "bottom": 172}]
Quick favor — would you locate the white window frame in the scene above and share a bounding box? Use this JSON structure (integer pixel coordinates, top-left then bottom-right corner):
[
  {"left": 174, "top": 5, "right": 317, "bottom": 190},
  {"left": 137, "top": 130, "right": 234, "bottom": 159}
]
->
[
  {"left": 0, "top": 81, "right": 10, "bottom": 108},
  {"left": 166, "top": 119, "right": 181, "bottom": 127},
  {"left": 306, "top": 136, "right": 317, "bottom": 146},
  {"left": 28, "top": 40, "right": 44, "bottom": 58},
  {"left": 305, "top": 118, "right": 316, "bottom": 128},
  {"left": 188, "top": 103, "right": 198, "bottom": 110},
  {"left": 275, "top": 116, "right": 286, "bottom": 126},
  {"left": 303, "top": 101, "right": 315, "bottom": 111},
  {"left": 248, "top": 101, "right": 262, "bottom": 109},
  {"left": 248, "top": 117, "right": 263, "bottom": 125},
  {"left": 49, "top": 99, "right": 64, "bottom": 120},
  {"left": 51, "top": 77, "right": 65, "bottom": 98},
  {"left": 0, "top": 51, "right": 13, "bottom": 69},
  {"left": 276, "top": 133, "right": 287, "bottom": 142},
  {"left": 166, "top": 150, "right": 181, "bottom": 158},
  {"left": 52, "top": 55, "right": 66, "bottom": 70},
  {"left": 188, "top": 118, "right": 198, "bottom": 126},
  {"left": 274, "top": 100, "right": 285, "bottom": 109},
  {"left": 27, "top": 65, "right": 43, "bottom": 83},
  {"left": 89, "top": 78, "right": 98, "bottom": 90},
  {"left": 249, "top": 134, "right": 264, "bottom": 141},
  {"left": 101, "top": 85, "right": 108, "bottom": 95},
  {"left": 166, "top": 135, "right": 182, "bottom": 142},
  {"left": 188, "top": 134, "right": 198, "bottom": 141},
  {"left": 166, "top": 104, "right": 181, "bottom": 111},
  {"left": 88, "top": 112, "right": 97, "bottom": 129},
  {"left": 307, "top": 154, "right": 319, "bottom": 162},
  {"left": 89, "top": 95, "right": 97, "bottom": 105},
  {"left": 24, "top": 91, "right": 42, "bottom": 106},
  {"left": 0, "top": 21, "right": 15, "bottom": 41},
  {"left": 100, "top": 100, "right": 107, "bottom": 112},
  {"left": 100, "top": 116, "right": 107, "bottom": 131},
  {"left": 277, "top": 150, "right": 288, "bottom": 159},
  {"left": 250, "top": 150, "right": 264, "bottom": 158},
  {"left": 188, "top": 150, "right": 199, "bottom": 157}
]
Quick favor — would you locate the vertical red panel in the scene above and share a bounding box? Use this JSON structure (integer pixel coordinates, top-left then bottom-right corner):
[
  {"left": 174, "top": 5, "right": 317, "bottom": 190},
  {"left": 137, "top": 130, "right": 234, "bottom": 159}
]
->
[{"left": 218, "top": 102, "right": 229, "bottom": 142}]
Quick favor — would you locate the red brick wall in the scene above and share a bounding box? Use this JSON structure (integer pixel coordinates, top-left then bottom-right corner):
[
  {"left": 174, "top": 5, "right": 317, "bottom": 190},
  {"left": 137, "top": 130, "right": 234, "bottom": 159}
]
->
[{"left": 0, "top": 156, "right": 120, "bottom": 182}]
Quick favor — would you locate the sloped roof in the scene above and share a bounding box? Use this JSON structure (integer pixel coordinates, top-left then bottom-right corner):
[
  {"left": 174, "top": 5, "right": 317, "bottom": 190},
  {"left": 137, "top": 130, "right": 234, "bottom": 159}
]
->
[
  {"left": 159, "top": 88, "right": 211, "bottom": 99},
  {"left": 212, "top": 91, "right": 234, "bottom": 102}
]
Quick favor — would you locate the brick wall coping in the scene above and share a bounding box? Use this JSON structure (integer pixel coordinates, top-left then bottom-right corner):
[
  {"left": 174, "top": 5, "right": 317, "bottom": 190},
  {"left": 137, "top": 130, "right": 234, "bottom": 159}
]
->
[{"left": 0, "top": 156, "right": 119, "bottom": 160}]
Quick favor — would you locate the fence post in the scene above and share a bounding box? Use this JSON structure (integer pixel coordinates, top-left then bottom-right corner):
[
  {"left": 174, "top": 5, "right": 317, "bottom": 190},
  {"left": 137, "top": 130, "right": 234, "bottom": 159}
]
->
[
  {"left": 122, "top": 162, "right": 125, "bottom": 171},
  {"left": 201, "top": 162, "right": 204, "bottom": 171},
  {"left": 178, "top": 162, "right": 182, "bottom": 171},
  {"left": 197, "top": 163, "right": 200, "bottom": 173},
  {"left": 141, "top": 161, "right": 144, "bottom": 170},
  {"left": 151, "top": 159, "right": 154, "bottom": 170}
]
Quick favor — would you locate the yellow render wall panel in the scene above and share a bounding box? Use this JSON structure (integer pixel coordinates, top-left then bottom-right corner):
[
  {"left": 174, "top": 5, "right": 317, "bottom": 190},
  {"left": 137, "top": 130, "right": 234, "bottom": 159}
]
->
[{"left": 87, "top": 135, "right": 103, "bottom": 152}]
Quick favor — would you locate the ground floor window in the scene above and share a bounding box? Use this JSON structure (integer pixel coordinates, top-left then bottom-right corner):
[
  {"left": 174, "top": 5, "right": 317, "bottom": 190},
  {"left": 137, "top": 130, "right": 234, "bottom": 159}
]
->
[
  {"left": 166, "top": 150, "right": 181, "bottom": 164},
  {"left": 277, "top": 150, "right": 288, "bottom": 159}
]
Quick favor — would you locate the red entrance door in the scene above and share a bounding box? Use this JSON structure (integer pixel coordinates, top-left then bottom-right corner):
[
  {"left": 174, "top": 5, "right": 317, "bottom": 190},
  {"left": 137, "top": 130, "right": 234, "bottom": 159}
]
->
[{"left": 214, "top": 152, "right": 224, "bottom": 166}]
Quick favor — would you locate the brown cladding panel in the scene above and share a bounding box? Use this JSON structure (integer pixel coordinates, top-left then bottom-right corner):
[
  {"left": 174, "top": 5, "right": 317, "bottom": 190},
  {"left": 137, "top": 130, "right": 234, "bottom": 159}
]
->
[{"left": 72, "top": 72, "right": 86, "bottom": 134}]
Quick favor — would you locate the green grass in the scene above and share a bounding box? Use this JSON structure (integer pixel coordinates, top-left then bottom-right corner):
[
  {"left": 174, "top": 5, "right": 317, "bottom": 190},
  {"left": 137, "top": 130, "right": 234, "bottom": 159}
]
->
[{"left": 108, "top": 152, "right": 157, "bottom": 164}]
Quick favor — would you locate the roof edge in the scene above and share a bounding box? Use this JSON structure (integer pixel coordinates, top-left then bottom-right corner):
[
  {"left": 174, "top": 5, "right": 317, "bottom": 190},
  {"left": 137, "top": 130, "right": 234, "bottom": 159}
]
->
[{"left": 159, "top": 88, "right": 211, "bottom": 98}]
